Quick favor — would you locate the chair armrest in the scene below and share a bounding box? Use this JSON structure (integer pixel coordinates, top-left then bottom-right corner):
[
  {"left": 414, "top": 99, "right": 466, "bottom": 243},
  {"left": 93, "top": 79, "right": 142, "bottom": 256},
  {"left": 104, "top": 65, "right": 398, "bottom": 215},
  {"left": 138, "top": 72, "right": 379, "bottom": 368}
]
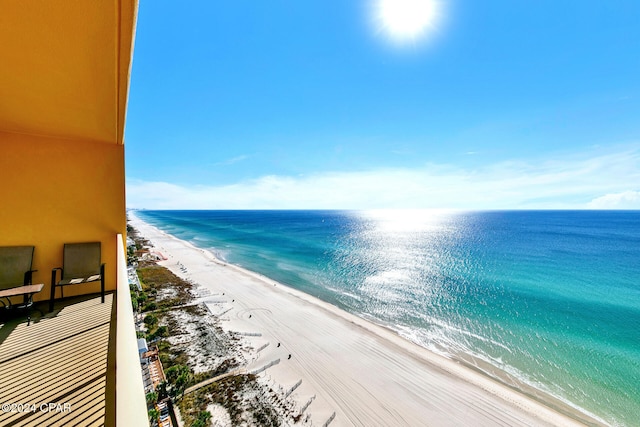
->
[
  {"left": 24, "top": 269, "right": 38, "bottom": 286},
  {"left": 51, "top": 267, "right": 63, "bottom": 284}
]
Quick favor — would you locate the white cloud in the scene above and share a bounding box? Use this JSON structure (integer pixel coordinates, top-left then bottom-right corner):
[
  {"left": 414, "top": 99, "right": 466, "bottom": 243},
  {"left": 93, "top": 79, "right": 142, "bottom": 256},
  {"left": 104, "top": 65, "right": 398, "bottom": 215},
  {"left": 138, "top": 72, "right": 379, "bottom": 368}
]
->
[
  {"left": 587, "top": 191, "right": 640, "bottom": 209},
  {"left": 127, "top": 145, "right": 640, "bottom": 210}
]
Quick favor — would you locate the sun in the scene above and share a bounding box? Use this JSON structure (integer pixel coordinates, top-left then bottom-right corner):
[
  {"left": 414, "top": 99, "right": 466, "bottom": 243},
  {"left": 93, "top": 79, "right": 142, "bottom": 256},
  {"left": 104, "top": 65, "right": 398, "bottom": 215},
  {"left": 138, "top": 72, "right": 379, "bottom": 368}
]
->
[{"left": 374, "top": 0, "right": 441, "bottom": 44}]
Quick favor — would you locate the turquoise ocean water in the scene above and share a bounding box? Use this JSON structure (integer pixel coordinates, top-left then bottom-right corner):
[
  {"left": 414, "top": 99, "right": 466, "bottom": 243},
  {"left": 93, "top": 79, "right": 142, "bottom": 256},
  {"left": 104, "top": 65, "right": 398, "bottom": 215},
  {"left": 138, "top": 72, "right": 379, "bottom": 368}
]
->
[{"left": 135, "top": 210, "right": 639, "bottom": 426}]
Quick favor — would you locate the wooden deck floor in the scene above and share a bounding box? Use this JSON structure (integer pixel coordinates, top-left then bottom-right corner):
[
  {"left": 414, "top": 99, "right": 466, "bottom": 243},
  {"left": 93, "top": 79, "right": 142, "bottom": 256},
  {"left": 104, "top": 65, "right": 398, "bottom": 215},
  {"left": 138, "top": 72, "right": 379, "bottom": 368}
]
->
[{"left": 0, "top": 294, "right": 115, "bottom": 427}]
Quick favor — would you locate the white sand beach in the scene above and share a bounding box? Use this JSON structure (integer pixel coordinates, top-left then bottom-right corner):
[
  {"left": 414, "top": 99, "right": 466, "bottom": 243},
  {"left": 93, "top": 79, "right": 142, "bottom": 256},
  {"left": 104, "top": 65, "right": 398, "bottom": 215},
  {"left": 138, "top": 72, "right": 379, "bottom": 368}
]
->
[{"left": 129, "top": 213, "right": 596, "bottom": 427}]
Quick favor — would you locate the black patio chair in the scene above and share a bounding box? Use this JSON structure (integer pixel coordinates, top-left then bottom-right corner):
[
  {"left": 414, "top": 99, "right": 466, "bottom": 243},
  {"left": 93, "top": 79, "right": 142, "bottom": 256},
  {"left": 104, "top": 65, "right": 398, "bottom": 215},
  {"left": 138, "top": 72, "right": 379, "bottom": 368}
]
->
[{"left": 50, "top": 242, "right": 105, "bottom": 312}]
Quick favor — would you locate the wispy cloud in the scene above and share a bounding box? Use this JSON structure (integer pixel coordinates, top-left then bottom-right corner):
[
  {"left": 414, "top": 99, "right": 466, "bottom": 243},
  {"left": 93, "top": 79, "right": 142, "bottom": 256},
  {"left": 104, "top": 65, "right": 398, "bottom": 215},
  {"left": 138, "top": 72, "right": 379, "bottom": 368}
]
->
[
  {"left": 127, "top": 145, "right": 640, "bottom": 210},
  {"left": 214, "top": 154, "right": 250, "bottom": 166}
]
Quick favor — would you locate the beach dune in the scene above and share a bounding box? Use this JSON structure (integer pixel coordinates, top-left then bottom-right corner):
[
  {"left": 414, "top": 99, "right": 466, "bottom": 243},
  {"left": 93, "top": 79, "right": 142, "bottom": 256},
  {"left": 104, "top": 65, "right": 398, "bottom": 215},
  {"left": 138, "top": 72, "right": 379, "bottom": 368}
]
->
[{"left": 130, "top": 214, "right": 593, "bottom": 427}]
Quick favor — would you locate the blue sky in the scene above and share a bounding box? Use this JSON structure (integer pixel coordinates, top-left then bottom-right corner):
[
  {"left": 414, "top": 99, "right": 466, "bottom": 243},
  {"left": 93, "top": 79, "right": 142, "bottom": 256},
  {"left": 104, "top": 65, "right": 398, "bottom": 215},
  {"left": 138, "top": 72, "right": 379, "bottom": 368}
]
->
[{"left": 125, "top": 0, "right": 640, "bottom": 209}]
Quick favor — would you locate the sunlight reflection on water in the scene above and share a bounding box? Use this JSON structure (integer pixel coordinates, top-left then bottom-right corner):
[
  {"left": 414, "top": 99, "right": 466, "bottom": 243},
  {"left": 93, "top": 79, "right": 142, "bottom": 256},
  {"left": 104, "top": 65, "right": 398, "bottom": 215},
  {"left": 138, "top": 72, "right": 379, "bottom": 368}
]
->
[{"left": 330, "top": 210, "right": 469, "bottom": 336}]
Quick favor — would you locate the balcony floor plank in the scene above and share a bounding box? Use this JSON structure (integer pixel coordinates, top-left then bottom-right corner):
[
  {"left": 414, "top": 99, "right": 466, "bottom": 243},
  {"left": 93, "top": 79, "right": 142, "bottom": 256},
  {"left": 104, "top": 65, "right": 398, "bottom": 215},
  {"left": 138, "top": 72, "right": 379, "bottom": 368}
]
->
[{"left": 0, "top": 294, "right": 113, "bottom": 427}]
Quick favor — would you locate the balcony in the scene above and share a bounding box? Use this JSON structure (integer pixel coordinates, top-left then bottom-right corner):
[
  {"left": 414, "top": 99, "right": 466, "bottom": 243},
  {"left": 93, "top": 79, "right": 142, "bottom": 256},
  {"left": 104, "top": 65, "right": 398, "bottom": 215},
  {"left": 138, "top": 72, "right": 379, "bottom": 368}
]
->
[
  {"left": 1, "top": 1, "right": 142, "bottom": 425},
  {"left": 0, "top": 235, "right": 147, "bottom": 427}
]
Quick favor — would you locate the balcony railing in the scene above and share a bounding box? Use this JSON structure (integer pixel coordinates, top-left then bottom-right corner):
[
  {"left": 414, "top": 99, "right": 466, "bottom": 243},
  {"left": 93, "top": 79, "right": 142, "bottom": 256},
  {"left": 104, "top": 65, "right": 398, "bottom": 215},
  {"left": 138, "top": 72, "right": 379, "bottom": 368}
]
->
[{"left": 116, "top": 233, "right": 149, "bottom": 426}]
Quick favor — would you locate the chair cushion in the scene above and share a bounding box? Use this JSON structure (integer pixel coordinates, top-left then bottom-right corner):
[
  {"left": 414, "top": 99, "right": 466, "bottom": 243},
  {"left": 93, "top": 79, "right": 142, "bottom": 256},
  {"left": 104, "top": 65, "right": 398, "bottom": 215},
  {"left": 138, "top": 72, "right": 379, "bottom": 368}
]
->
[{"left": 59, "top": 274, "right": 101, "bottom": 286}]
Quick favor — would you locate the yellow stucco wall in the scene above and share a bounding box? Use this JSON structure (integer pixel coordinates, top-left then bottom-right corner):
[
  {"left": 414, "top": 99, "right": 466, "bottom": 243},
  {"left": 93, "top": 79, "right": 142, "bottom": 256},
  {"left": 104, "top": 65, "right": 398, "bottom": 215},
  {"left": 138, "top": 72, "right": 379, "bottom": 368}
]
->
[{"left": 1, "top": 131, "right": 125, "bottom": 301}]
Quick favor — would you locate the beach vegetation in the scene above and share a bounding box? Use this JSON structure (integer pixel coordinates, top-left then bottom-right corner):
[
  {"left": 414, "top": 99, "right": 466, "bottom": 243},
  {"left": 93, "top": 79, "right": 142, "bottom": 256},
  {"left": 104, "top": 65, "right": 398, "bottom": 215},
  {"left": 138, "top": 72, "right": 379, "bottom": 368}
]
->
[
  {"left": 148, "top": 408, "right": 159, "bottom": 425},
  {"left": 177, "top": 375, "right": 281, "bottom": 427},
  {"left": 136, "top": 264, "right": 194, "bottom": 309},
  {"left": 143, "top": 301, "right": 157, "bottom": 311},
  {"left": 136, "top": 291, "right": 148, "bottom": 307},
  {"left": 130, "top": 284, "right": 142, "bottom": 312},
  {"left": 157, "top": 340, "right": 189, "bottom": 367},
  {"left": 151, "top": 325, "right": 169, "bottom": 339},
  {"left": 190, "top": 410, "right": 212, "bottom": 427},
  {"left": 166, "top": 364, "right": 191, "bottom": 397},
  {"left": 127, "top": 245, "right": 137, "bottom": 264},
  {"left": 143, "top": 314, "right": 158, "bottom": 328},
  {"left": 130, "top": 290, "right": 137, "bottom": 311},
  {"left": 166, "top": 364, "right": 189, "bottom": 382},
  {"left": 146, "top": 391, "right": 158, "bottom": 406},
  {"left": 172, "top": 374, "right": 190, "bottom": 398},
  {"left": 126, "top": 223, "right": 147, "bottom": 251},
  {"left": 156, "top": 381, "right": 168, "bottom": 400}
]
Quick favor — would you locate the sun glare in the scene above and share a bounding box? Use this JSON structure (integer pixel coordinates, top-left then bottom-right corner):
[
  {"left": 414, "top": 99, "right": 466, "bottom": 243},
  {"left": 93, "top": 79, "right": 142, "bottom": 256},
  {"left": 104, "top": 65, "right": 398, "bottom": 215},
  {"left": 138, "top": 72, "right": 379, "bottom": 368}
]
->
[
  {"left": 374, "top": 0, "right": 441, "bottom": 44},
  {"left": 362, "top": 209, "right": 456, "bottom": 233}
]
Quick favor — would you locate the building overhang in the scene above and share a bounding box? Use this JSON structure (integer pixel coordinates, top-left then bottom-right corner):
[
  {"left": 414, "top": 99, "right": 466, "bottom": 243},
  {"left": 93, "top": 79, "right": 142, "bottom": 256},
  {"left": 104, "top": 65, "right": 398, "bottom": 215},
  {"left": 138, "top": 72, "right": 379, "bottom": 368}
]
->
[{"left": 0, "top": 0, "right": 137, "bottom": 145}]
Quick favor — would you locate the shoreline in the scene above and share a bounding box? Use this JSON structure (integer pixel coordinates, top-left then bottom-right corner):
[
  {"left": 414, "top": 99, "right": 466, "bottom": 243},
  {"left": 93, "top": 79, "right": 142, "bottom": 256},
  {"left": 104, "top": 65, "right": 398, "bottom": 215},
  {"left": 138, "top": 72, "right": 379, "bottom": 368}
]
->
[{"left": 129, "top": 212, "right": 604, "bottom": 427}]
